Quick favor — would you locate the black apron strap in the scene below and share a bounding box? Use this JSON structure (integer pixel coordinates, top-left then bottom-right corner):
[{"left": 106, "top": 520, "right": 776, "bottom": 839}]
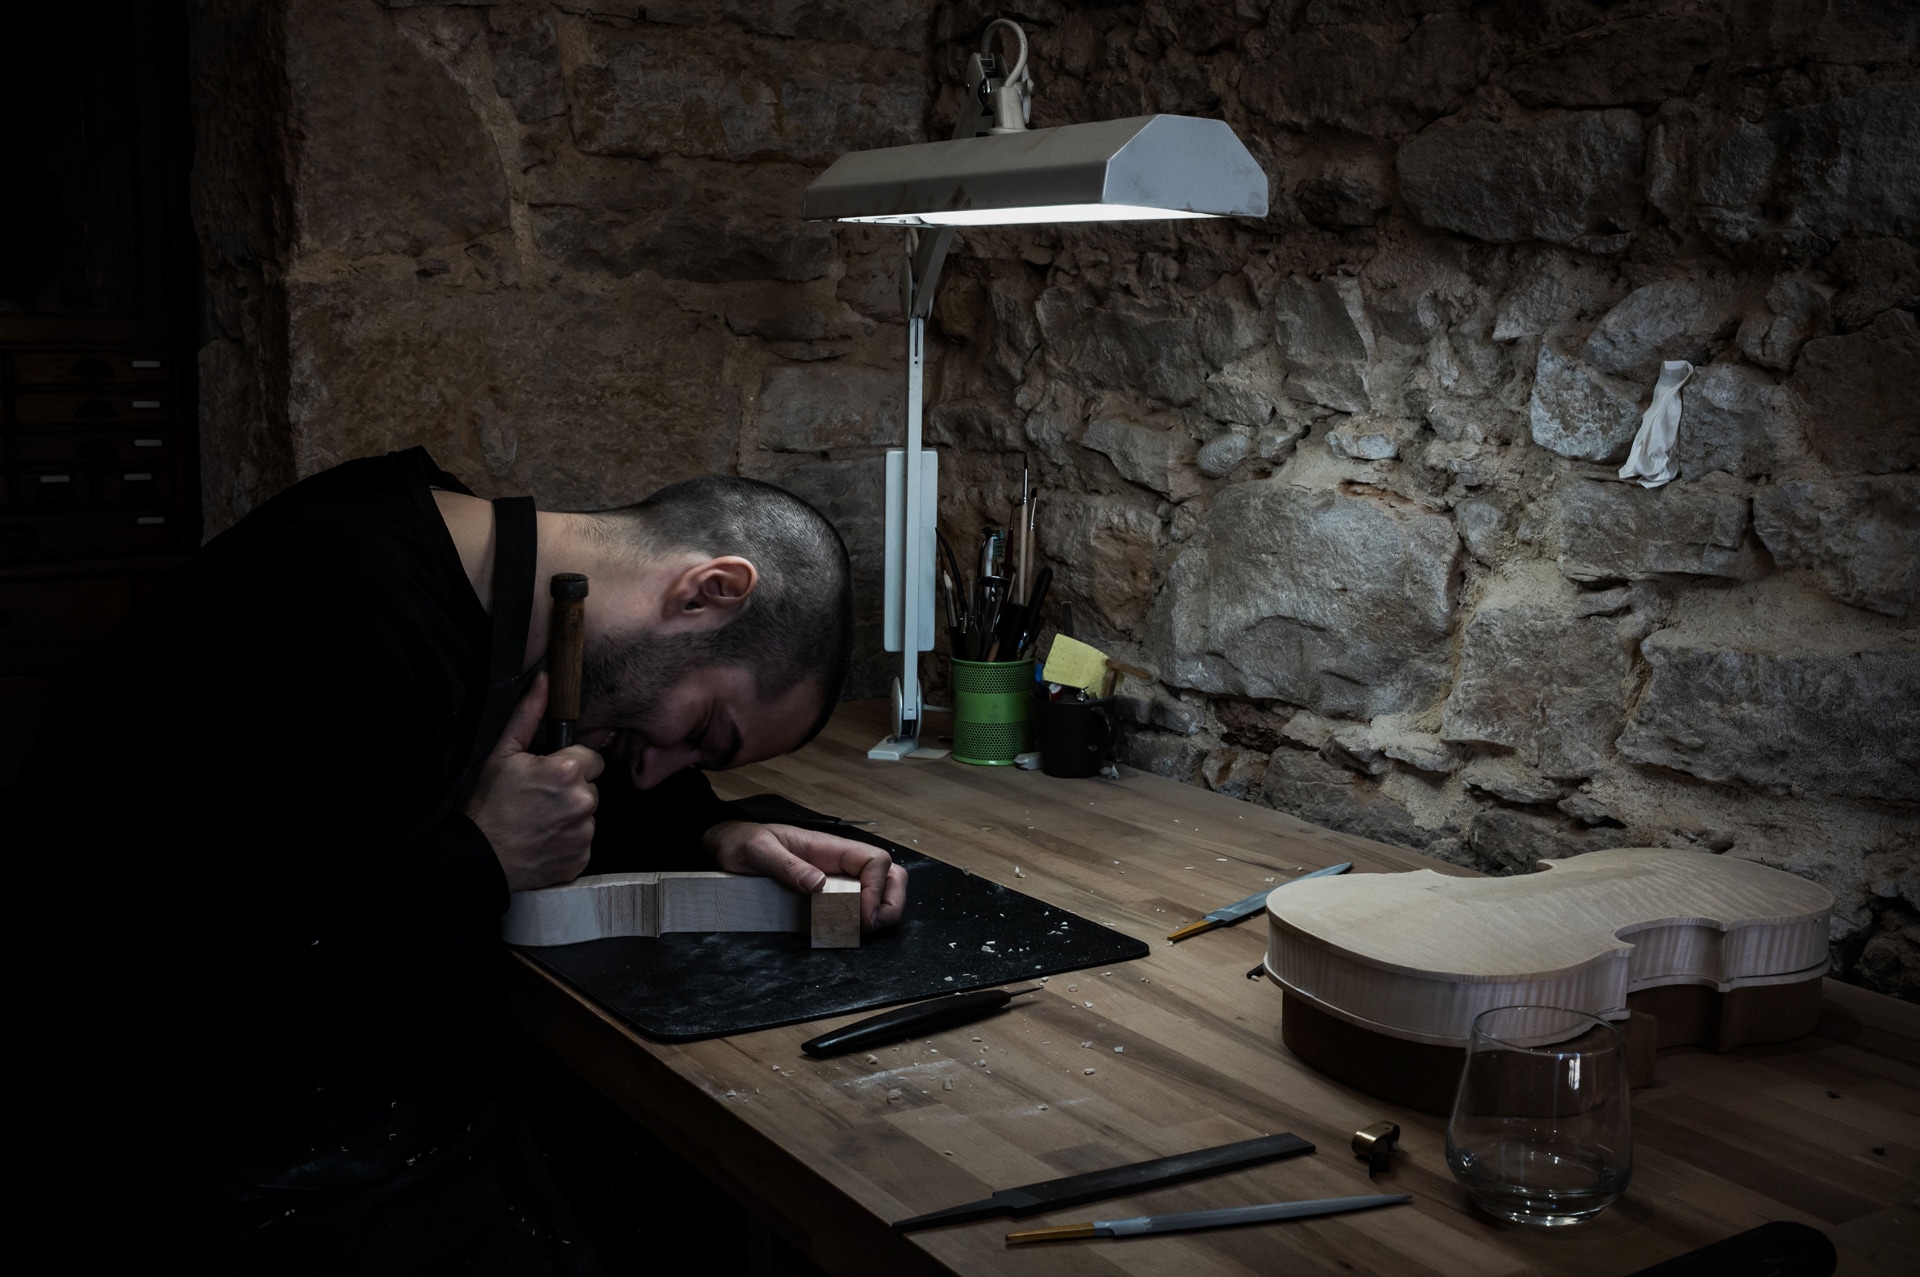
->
[
  {"left": 407, "top": 497, "right": 539, "bottom": 843},
  {"left": 468, "top": 496, "right": 539, "bottom": 771}
]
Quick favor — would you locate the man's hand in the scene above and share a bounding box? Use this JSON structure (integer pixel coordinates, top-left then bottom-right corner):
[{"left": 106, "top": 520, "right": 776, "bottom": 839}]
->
[
  {"left": 704, "top": 821, "right": 908, "bottom": 930},
  {"left": 466, "top": 673, "right": 604, "bottom": 893}
]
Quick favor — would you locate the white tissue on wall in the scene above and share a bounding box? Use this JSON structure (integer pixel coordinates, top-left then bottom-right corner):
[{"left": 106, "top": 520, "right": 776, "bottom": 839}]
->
[{"left": 1617, "top": 360, "right": 1695, "bottom": 489}]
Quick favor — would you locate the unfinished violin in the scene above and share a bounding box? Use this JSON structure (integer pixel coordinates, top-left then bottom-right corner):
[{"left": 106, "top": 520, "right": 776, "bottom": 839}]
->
[{"left": 1262, "top": 848, "right": 1832, "bottom": 1112}]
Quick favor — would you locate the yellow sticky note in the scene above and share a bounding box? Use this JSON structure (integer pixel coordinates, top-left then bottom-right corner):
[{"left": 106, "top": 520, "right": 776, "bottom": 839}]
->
[{"left": 1042, "top": 634, "right": 1110, "bottom": 691}]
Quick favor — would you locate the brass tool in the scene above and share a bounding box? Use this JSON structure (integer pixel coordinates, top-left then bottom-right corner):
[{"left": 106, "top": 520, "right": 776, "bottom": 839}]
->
[
  {"left": 1353, "top": 1121, "right": 1401, "bottom": 1176},
  {"left": 544, "top": 572, "right": 588, "bottom": 751}
]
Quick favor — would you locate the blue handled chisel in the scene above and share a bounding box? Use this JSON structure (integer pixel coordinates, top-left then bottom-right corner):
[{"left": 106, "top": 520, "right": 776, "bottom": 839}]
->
[{"left": 1166, "top": 861, "right": 1352, "bottom": 942}]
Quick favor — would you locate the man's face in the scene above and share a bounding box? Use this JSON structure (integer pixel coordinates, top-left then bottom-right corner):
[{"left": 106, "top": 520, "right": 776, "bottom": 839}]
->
[{"left": 577, "top": 633, "right": 823, "bottom": 789}]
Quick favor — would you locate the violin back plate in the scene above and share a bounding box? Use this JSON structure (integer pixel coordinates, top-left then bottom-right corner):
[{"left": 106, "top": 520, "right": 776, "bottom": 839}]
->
[{"left": 1265, "top": 849, "right": 1832, "bottom": 1048}]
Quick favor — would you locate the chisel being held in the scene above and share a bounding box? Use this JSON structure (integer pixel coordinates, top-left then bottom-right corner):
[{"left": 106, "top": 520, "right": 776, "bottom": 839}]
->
[{"left": 544, "top": 573, "right": 588, "bottom": 751}]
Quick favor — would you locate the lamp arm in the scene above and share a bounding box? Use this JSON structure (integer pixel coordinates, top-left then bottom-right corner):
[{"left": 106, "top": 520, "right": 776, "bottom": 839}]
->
[{"left": 905, "top": 227, "right": 955, "bottom": 320}]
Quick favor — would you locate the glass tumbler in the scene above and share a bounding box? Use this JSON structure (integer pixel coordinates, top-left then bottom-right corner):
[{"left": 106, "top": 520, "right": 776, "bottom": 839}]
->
[{"left": 1445, "top": 1005, "right": 1633, "bottom": 1226}]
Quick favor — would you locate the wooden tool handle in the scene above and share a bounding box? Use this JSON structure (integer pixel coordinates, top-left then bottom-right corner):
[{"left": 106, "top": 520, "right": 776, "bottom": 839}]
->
[{"left": 546, "top": 573, "right": 588, "bottom": 748}]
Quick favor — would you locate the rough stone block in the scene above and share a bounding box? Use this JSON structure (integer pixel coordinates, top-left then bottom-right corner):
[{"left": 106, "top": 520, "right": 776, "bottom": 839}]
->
[
  {"left": 1397, "top": 110, "right": 1645, "bottom": 248},
  {"left": 1117, "top": 729, "right": 1209, "bottom": 784},
  {"left": 1617, "top": 607, "right": 1920, "bottom": 803},
  {"left": 1240, "top": 15, "right": 1487, "bottom": 137},
  {"left": 643, "top": 0, "right": 930, "bottom": 53},
  {"left": 1553, "top": 477, "right": 1755, "bottom": 582},
  {"left": 1786, "top": 310, "right": 1920, "bottom": 475},
  {"left": 1204, "top": 373, "right": 1279, "bottom": 429},
  {"left": 1736, "top": 280, "right": 1832, "bottom": 372},
  {"left": 1442, "top": 576, "right": 1629, "bottom": 779},
  {"left": 1260, "top": 747, "right": 1428, "bottom": 852},
  {"left": 1579, "top": 280, "right": 1737, "bottom": 378},
  {"left": 1196, "top": 432, "right": 1253, "bottom": 478},
  {"left": 1461, "top": 757, "right": 1564, "bottom": 806},
  {"left": 287, "top": 280, "right": 732, "bottom": 507},
  {"left": 1149, "top": 482, "right": 1461, "bottom": 720},
  {"left": 1037, "top": 288, "right": 1205, "bottom": 407},
  {"left": 1674, "top": 362, "right": 1785, "bottom": 481},
  {"left": 758, "top": 364, "right": 901, "bottom": 452},
  {"left": 1273, "top": 277, "right": 1375, "bottom": 414},
  {"left": 1080, "top": 418, "right": 1201, "bottom": 501},
  {"left": 1529, "top": 339, "right": 1647, "bottom": 463},
  {"left": 1492, "top": 249, "right": 1620, "bottom": 342},
  {"left": 1201, "top": 746, "right": 1267, "bottom": 801},
  {"left": 1754, "top": 477, "right": 1920, "bottom": 618},
  {"left": 1033, "top": 490, "right": 1164, "bottom": 636},
  {"left": 1505, "top": 13, "right": 1729, "bottom": 109},
  {"left": 486, "top": 4, "right": 567, "bottom": 124},
  {"left": 1671, "top": 85, "right": 1920, "bottom": 246},
  {"left": 529, "top": 157, "right": 834, "bottom": 283},
  {"left": 289, "top": 4, "right": 509, "bottom": 257},
  {"left": 1828, "top": 238, "right": 1920, "bottom": 333},
  {"left": 559, "top": 18, "right": 925, "bottom": 166},
  {"left": 1326, "top": 428, "right": 1397, "bottom": 461},
  {"left": 1467, "top": 809, "right": 1595, "bottom": 874}
]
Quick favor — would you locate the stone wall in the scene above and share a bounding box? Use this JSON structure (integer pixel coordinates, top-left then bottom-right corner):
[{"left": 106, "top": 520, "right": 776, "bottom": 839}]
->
[{"left": 188, "top": 1, "right": 1918, "bottom": 999}]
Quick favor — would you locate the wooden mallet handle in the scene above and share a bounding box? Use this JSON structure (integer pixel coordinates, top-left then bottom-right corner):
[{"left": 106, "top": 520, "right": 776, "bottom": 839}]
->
[{"left": 545, "top": 573, "right": 588, "bottom": 750}]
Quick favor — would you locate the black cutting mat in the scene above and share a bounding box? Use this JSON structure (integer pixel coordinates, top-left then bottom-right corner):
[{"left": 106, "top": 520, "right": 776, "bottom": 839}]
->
[{"left": 519, "top": 794, "right": 1150, "bottom": 1042}]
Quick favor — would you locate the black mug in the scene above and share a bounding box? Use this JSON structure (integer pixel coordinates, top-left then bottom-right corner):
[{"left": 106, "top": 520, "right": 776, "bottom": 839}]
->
[{"left": 1035, "top": 691, "right": 1116, "bottom": 778}]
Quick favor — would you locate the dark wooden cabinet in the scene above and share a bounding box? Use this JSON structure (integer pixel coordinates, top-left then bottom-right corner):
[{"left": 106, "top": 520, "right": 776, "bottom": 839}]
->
[{"left": 0, "top": 3, "right": 197, "bottom": 786}]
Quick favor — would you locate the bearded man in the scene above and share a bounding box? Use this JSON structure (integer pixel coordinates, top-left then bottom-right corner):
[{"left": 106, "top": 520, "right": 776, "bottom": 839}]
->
[{"left": 20, "top": 446, "right": 904, "bottom": 1273}]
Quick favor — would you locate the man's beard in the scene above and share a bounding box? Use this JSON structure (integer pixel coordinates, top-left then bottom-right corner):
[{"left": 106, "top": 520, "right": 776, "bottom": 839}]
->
[{"left": 577, "top": 626, "right": 714, "bottom": 732}]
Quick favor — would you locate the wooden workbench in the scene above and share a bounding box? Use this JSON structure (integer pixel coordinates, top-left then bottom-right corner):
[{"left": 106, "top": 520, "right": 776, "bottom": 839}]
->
[{"left": 505, "top": 701, "right": 1919, "bottom": 1276}]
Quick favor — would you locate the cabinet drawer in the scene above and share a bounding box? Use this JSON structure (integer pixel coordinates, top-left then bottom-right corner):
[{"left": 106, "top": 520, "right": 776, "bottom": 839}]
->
[
  {"left": 0, "top": 511, "right": 181, "bottom": 556},
  {"left": 13, "top": 429, "right": 174, "bottom": 465},
  {"left": 101, "top": 467, "right": 176, "bottom": 508},
  {"left": 11, "top": 351, "right": 170, "bottom": 387},
  {"left": 12, "top": 392, "right": 172, "bottom": 425},
  {"left": 18, "top": 469, "right": 92, "bottom": 511}
]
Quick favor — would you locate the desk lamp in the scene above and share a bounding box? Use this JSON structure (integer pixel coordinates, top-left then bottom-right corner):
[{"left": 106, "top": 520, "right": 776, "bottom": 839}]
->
[{"left": 803, "top": 19, "right": 1268, "bottom": 760}]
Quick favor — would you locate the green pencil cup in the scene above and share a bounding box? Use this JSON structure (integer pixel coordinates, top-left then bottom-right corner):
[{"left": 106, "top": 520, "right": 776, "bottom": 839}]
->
[{"left": 951, "top": 658, "right": 1034, "bottom": 766}]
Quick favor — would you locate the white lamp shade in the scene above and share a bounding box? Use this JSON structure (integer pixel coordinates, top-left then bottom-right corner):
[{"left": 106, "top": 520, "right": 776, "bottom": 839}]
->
[{"left": 803, "top": 114, "right": 1269, "bottom": 226}]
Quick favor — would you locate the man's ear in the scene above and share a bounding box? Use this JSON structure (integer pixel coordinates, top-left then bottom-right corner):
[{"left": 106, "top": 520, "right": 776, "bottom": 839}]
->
[{"left": 659, "top": 556, "right": 758, "bottom": 630}]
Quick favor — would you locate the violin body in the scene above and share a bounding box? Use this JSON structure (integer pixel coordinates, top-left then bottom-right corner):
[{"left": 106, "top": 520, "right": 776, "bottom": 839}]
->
[{"left": 1263, "top": 849, "right": 1832, "bottom": 1112}]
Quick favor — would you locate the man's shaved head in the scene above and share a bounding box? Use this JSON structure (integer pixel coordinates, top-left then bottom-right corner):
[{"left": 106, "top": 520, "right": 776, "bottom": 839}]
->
[{"left": 582, "top": 476, "right": 854, "bottom": 743}]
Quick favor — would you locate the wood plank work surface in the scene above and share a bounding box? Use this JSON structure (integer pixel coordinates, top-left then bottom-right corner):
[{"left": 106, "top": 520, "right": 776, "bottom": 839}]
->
[{"left": 505, "top": 701, "right": 1919, "bottom": 1276}]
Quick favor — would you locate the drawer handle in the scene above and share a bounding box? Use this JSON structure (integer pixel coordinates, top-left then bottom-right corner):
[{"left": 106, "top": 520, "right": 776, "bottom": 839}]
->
[
  {"left": 39, "top": 474, "right": 73, "bottom": 484},
  {"left": 131, "top": 399, "right": 161, "bottom": 409},
  {"left": 136, "top": 516, "right": 167, "bottom": 526},
  {"left": 134, "top": 438, "right": 162, "bottom": 447},
  {"left": 131, "top": 359, "right": 163, "bottom": 369},
  {"left": 124, "top": 473, "right": 153, "bottom": 482}
]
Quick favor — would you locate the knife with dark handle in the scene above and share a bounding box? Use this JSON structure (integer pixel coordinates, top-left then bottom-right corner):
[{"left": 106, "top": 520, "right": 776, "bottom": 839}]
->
[
  {"left": 801, "top": 986, "right": 1038, "bottom": 1058},
  {"left": 892, "top": 1132, "right": 1315, "bottom": 1231}
]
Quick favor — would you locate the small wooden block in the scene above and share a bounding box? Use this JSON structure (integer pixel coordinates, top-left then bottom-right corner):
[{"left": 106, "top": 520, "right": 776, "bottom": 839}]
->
[{"left": 811, "top": 876, "right": 862, "bottom": 949}]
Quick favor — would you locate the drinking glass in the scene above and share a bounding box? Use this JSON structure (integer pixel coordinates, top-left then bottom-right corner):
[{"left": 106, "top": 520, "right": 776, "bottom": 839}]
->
[{"left": 1445, "top": 1005, "right": 1632, "bottom": 1225}]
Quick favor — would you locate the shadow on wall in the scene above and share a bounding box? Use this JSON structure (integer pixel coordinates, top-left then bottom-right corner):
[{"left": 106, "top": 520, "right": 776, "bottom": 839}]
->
[{"left": 189, "top": 1, "right": 1920, "bottom": 998}]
